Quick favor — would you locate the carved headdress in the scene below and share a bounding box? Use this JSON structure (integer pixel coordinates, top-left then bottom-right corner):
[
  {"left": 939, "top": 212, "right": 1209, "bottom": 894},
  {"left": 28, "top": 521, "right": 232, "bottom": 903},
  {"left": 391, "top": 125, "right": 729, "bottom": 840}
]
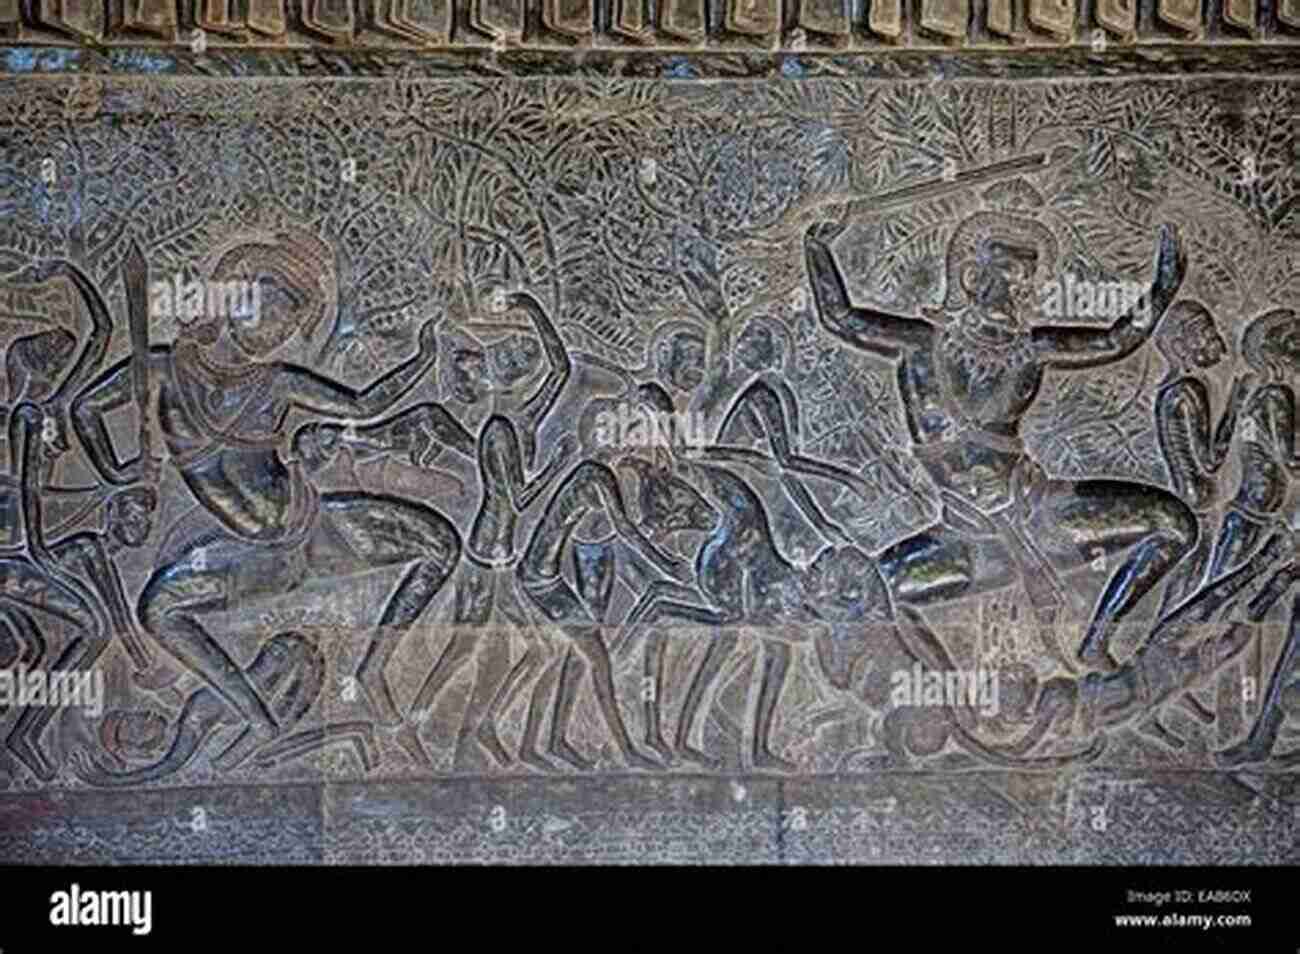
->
[
  {"left": 1242, "top": 307, "right": 1300, "bottom": 381},
  {"left": 942, "top": 210, "right": 1059, "bottom": 311},
  {"left": 201, "top": 226, "right": 338, "bottom": 358}
]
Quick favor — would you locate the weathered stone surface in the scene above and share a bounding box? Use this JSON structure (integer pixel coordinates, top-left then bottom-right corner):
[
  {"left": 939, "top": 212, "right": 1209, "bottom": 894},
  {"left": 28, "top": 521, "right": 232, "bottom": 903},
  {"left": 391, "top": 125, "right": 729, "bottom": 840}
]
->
[{"left": 0, "top": 22, "right": 1297, "bottom": 865}]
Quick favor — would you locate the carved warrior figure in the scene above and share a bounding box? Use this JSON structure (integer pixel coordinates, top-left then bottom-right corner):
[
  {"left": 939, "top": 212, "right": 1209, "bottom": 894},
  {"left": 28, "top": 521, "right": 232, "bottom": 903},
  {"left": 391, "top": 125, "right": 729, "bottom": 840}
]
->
[
  {"left": 804, "top": 211, "right": 1194, "bottom": 674},
  {"left": 71, "top": 234, "right": 461, "bottom": 769},
  {"left": 0, "top": 260, "right": 160, "bottom": 781},
  {"left": 1, "top": 395, "right": 159, "bottom": 780},
  {"left": 0, "top": 260, "right": 122, "bottom": 524},
  {"left": 1151, "top": 300, "right": 1241, "bottom": 616},
  {"left": 395, "top": 293, "right": 578, "bottom": 769},
  {"left": 1194, "top": 307, "right": 1300, "bottom": 768},
  {"left": 512, "top": 460, "right": 692, "bottom": 770},
  {"left": 617, "top": 461, "right": 893, "bottom": 770}
]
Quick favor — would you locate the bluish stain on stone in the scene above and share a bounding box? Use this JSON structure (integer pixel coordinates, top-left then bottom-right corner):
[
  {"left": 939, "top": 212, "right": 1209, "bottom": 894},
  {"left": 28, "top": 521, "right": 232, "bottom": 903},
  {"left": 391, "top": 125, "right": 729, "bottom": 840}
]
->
[
  {"left": 781, "top": 58, "right": 804, "bottom": 78},
  {"left": 4, "top": 47, "right": 82, "bottom": 72},
  {"left": 38, "top": 48, "right": 79, "bottom": 71},
  {"left": 665, "top": 57, "right": 695, "bottom": 79},
  {"left": 110, "top": 50, "right": 176, "bottom": 73},
  {"left": 4, "top": 48, "right": 39, "bottom": 73}
]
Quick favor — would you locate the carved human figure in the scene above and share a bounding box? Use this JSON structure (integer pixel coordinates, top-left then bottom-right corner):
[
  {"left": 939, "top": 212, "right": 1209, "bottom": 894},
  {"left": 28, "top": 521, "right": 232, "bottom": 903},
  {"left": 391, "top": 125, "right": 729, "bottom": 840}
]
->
[
  {"left": 72, "top": 630, "right": 377, "bottom": 785},
  {"left": 0, "top": 260, "right": 119, "bottom": 541},
  {"left": 1195, "top": 307, "right": 1300, "bottom": 767},
  {"left": 617, "top": 461, "right": 893, "bottom": 770},
  {"left": 1151, "top": 300, "right": 1242, "bottom": 616},
  {"left": 804, "top": 212, "right": 1194, "bottom": 673},
  {"left": 1195, "top": 309, "right": 1300, "bottom": 592},
  {"left": 71, "top": 237, "right": 460, "bottom": 768},
  {"left": 876, "top": 598, "right": 1252, "bottom": 767},
  {"left": 402, "top": 292, "right": 576, "bottom": 769},
  {"left": 513, "top": 460, "right": 692, "bottom": 770},
  {"left": 0, "top": 259, "right": 161, "bottom": 780},
  {"left": 3, "top": 400, "right": 158, "bottom": 780}
]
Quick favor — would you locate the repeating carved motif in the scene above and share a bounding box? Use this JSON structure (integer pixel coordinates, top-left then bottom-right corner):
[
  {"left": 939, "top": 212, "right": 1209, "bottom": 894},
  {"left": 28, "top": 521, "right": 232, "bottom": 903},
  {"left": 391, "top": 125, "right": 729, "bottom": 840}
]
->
[
  {"left": 5, "top": 0, "right": 1300, "bottom": 48},
  {"left": 0, "top": 72, "right": 1297, "bottom": 869}
]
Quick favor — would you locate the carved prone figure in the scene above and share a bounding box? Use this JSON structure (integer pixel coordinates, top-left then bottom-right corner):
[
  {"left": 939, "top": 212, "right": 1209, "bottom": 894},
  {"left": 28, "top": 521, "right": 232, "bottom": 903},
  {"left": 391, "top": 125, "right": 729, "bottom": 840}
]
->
[{"left": 72, "top": 630, "right": 377, "bottom": 785}]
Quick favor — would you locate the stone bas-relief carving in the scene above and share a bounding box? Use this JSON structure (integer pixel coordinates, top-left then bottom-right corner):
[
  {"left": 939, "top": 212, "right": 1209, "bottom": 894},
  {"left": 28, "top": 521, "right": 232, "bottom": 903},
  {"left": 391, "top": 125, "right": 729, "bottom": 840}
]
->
[
  {"left": 1, "top": 73, "right": 1299, "bottom": 864},
  {"left": 7, "top": 0, "right": 1300, "bottom": 50}
]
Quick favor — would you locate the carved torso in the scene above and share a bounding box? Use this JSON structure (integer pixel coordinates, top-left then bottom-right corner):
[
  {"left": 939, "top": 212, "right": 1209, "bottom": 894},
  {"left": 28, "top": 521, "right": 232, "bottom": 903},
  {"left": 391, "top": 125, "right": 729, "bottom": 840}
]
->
[{"left": 898, "top": 311, "right": 1042, "bottom": 513}]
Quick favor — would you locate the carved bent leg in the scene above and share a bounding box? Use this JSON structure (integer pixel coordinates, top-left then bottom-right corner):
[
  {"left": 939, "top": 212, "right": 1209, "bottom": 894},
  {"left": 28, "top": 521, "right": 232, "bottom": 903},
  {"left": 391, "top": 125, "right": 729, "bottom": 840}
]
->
[
  {"left": 507, "top": 539, "right": 612, "bottom": 768},
  {"left": 701, "top": 380, "right": 874, "bottom": 542},
  {"left": 1085, "top": 619, "right": 1253, "bottom": 745},
  {"left": 410, "top": 567, "right": 489, "bottom": 720},
  {"left": 252, "top": 722, "right": 378, "bottom": 771},
  {"left": 877, "top": 521, "right": 1018, "bottom": 608},
  {"left": 717, "top": 380, "right": 877, "bottom": 501},
  {"left": 1018, "top": 480, "right": 1199, "bottom": 672},
  {"left": 77, "top": 631, "right": 344, "bottom": 784},
  {"left": 3, "top": 566, "right": 108, "bottom": 781},
  {"left": 310, "top": 493, "right": 461, "bottom": 730},
  {"left": 0, "top": 604, "right": 45, "bottom": 682},
  {"left": 451, "top": 572, "right": 535, "bottom": 770},
  {"left": 517, "top": 648, "right": 563, "bottom": 771},
  {"left": 1219, "top": 594, "right": 1300, "bottom": 767},
  {"left": 138, "top": 538, "right": 292, "bottom": 745},
  {"left": 1150, "top": 532, "right": 1290, "bottom": 647}
]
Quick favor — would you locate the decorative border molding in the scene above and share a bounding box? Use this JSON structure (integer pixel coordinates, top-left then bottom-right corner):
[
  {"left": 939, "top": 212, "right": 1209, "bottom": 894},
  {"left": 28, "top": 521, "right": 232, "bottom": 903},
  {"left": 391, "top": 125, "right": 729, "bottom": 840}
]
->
[{"left": 4, "top": 0, "right": 1300, "bottom": 57}]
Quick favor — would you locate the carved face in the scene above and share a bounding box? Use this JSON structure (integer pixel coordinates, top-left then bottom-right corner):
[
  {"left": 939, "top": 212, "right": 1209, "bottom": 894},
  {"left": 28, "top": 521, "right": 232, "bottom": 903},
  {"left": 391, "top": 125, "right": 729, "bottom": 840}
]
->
[
  {"left": 450, "top": 349, "right": 491, "bottom": 404},
  {"left": 488, "top": 334, "right": 541, "bottom": 388},
  {"left": 1187, "top": 318, "right": 1227, "bottom": 369},
  {"left": 666, "top": 332, "right": 706, "bottom": 392},
  {"left": 964, "top": 240, "right": 1039, "bottom": 322},
  {"left": 213, "top": 248, "right": 324, "bottom": 360},
  {"left": 735, "top": 322, "right": 777, "bottom": 373},
  {"left": 805, "top": 546, "right": 887, "bottom": 622},
  {"left": 640, "top": 471, "right": 718, "bottom": 536},
  {"left": 6, "top": 328, "right": 76, "bottom": 402},
  {"left": 107, "top": 487, "right": 157, "bottom": 549},
  {"left": 99, "top": 709, "right": 169, "bottom": 761},
  {"left": 1263, "top": 320, "right": 1300, "bottom": 374},
  {"left": 292, "top": 422, "right": 343, "bottom": 473}
]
